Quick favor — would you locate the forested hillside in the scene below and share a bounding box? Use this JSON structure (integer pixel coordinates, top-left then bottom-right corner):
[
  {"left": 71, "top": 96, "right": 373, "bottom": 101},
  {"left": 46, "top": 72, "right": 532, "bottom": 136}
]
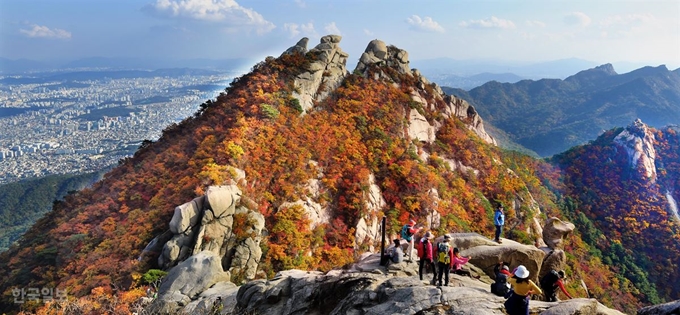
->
[
  {"left": 0, "top": 171, "right": 106, "bottom": 252},
  {"left": 549, "top": 123, "right": 680, "bottom": 305},
  {"left": 0, "top": 37, "right": 676, "bottom": 314}
]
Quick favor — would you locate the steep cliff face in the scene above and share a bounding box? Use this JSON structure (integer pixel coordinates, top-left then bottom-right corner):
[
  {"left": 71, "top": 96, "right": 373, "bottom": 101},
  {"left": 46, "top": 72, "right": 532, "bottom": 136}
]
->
[{"left": 614, "top": 119, "right": 657, "bottom": 180}]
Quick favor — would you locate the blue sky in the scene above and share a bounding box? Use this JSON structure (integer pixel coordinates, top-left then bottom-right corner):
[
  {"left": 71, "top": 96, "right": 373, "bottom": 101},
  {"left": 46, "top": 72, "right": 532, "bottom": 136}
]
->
[{"left": 1, "top": 0, "right": 679, "bottom": 69}]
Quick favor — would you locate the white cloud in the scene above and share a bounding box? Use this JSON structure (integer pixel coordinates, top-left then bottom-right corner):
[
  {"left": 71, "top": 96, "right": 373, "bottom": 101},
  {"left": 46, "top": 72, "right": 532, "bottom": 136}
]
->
[
  {"left": 564, "top": 12, "right": 591, "bottom": 27},
  {"left": 283, "top": 22, "right": 316, "bottom": 38},
  {"left": 459, "top": 16, "right": 516, "bottom": 29},
  {"left": 363, "top": 29, "right": 374, "bottom": 36},
  {"left": 406, "top": 15, "right": 445, "bottom": 33},
  {"left": 600, "top": 13, "right": 659, "bottom": 28},
  {"left": 294, "top": 0, "right": 306, "bottom": 8},
  {"left": 324, "top": 22, "right": 341, "bottom": 35},
  {"left": 525, "top": 20, "right": 546, "bottom": 28},
  {"left": 144, "top": 0, "right": 275, "bottom": 34},
  {"left": 19, "top": 24, "right": 71, "bottom": 39}
]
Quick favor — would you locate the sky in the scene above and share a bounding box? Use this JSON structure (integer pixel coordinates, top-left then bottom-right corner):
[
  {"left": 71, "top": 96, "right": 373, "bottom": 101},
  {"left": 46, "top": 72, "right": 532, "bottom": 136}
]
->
[{"left": 1, "top": 0, "right": 679, "bottom": 70}]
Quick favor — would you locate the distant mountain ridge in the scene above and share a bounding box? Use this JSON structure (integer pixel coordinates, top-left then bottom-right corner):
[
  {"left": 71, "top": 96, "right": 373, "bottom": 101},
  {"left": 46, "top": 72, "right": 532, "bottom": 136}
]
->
[{"left": 444, "top": 63, "right": 680, "bottom": 156}]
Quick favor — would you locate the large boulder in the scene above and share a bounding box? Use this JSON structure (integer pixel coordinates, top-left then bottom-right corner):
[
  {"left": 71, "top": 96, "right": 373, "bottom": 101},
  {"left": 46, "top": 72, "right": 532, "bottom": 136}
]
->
[
  {"left": 204, "top": 185, "right": 240, "bottom": 218},
  {"left": 543, "top": 217, "right": 575, "bottom": 250},
  {"left": 169, "top": 196, "right": 204, "bottom": 234},
  {"left": 463, "top": 238, "right": 546, "bottom": 283},
  {"left": 538, "top": 248, "right": 567, "bottom": 280},
  {"left": 638, "top": 299, "right": 680, "bottom": 315},
  {"left": 154, "top": 251, "right": 231, "bottom": 311}
]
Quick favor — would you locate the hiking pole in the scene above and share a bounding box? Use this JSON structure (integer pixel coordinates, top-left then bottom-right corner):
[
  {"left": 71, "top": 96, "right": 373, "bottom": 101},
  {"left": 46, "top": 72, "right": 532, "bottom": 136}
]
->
[{"left": 380, "top": 216, "right": 387, "bottom": 266}]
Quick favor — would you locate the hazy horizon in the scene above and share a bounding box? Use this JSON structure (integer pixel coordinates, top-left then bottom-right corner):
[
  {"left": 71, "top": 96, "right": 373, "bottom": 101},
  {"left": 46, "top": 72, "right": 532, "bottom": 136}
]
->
[{"left": 1, "top": 0, "right": 678, "bottom": 71}]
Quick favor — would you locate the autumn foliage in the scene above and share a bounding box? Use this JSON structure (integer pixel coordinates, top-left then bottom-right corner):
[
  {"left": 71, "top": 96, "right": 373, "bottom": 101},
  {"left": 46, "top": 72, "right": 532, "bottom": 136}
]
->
[{"left": 1, "top": 49, "right": 678, "bottom": 314}]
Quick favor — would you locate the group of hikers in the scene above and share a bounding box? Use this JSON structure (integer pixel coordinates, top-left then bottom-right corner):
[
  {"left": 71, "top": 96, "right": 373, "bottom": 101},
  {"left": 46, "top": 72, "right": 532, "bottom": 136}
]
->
[{"left": 387, "top": 206, "right": 573, "bottom": 315}]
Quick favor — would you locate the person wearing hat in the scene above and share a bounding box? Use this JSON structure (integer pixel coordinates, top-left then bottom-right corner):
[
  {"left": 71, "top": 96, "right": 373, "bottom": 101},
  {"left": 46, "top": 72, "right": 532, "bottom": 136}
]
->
[
  {"left": 540, "top": 269, "right": 573, "bottom": 301},
  {"left": 504, "top": 265, "right": 542, "bottom": 315},
  {"left": 435, "top": 234, "right": 455, "bottom": 287},
  {"left": 400, "top": 219, "right": 422, "bottom": 262},
  {"left": 493, "top": 204, "right": 505, "bottom": 243},
  {"left": 417, "top": 231, "right": 437, "bottom": 283}
]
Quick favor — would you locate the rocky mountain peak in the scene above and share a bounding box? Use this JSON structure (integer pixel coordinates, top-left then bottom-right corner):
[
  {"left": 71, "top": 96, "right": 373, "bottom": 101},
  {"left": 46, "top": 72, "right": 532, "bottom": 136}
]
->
[
  {"left": 614, "top": 118, "right": 657, "bottom": 180},
  {"left": 594, "top": 63, "right": 617, "bottom": 75},
  {"left": 287, "top": 34, "right": 349, "bottom": 112}
]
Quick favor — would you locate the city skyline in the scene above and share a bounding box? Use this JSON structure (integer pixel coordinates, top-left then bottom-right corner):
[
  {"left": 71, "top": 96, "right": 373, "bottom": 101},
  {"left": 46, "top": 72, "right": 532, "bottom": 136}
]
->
[{"left": 1, "top": 0, "right": 679, "bottom": 71}]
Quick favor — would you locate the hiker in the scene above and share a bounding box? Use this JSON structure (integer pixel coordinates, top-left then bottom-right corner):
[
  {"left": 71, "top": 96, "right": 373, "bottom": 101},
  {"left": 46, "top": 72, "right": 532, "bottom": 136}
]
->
[
  {"left": 417, "top": 231, "right": 437, "bottom": 283},
  {"left": 505, "top": 265, "right": 542, "bottom": 315},
  {"left": 494, "top": 261, "right": 513, "bottom": 277},
  {"left": 435, "top": 234, "right": 454, "bottom": 287},
  {"left": 401, "top": 219, "right": 421, "bottom": 262},
  {"left": 388, "top": 239, "right": 404, "bottom": 264},
  {"left": 540, "top": 269, "right": 573, "bottom": 301},
  {"left": 451, "top": 247, "right": 479, "bottom": 279},
  {"left": 493, "top": 205, "right": 505, "bottom": 243},
  {"left": 491, "top": 263, "right": 511, "bottom": 297}
]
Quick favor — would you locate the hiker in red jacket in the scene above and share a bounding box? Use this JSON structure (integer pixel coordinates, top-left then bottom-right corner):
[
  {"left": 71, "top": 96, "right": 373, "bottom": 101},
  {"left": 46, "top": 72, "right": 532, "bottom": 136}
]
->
[{"left": 417, "top": 231, "right": 437, "bottom": 283}]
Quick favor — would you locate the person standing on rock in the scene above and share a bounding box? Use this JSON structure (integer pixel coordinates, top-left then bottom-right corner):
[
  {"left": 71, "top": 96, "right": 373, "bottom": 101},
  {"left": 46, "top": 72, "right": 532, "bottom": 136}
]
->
[
  {"left": 505, "top": 265, "right": 542, "bottom": 315},
  {"left": 435, "top": 234, "right": 454, "bottom": 287},
  {"left": 417, "top": 231, "right": 437, "bottom": 283},
  {"left": 493, "top": 205, "right": 505, "bottom": 243},
  {"left": 401, "top": 219, "right": 421, "bottom": 262}
]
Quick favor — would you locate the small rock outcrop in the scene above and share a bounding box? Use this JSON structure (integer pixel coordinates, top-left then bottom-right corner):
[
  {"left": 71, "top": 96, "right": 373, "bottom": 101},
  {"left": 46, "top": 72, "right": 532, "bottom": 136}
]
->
[
  {"left": 637, "top": 299, "right": 680, "bottom": 315},
  {"left": 614, "top": 119, "right": 657, "bottom": 180},
  {"left": 288, "top": 35, "right": 349, "bottom": 112},
  {"left": 542, "top": 217, "right": 576, "bottom": 250}
]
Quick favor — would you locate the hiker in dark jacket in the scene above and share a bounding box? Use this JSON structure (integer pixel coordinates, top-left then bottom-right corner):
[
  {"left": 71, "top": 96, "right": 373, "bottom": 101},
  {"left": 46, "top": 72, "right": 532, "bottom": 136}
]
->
[{"left": 540, "top": 270, "right": 573, "bottom": 301}]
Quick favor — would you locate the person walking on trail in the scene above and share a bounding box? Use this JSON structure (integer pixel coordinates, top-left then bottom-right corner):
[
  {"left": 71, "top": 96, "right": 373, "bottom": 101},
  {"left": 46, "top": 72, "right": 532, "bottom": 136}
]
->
[
  {"left": 493, "top": 205, "right": 505, "bottom": 243},
  {"left": 505, "top": 265, "right": 542, "bottom": 315},
  {"left": 417, "top": 231, "right": 437, "bottom": 283},
  {"left": 451, "top": 247, "right": 479, "bottom": 279},
  {"left": 540, "top": 270, "right": 573, "bottom": 301},
  {"left": 388, "top": 239, "right": 404, "bottom": 264},
  {"left": 401, "top": 219, "right": 421, "bottom": 262},
  {"left": 435, "top": 234, "right": 454, "bottom": 287}
]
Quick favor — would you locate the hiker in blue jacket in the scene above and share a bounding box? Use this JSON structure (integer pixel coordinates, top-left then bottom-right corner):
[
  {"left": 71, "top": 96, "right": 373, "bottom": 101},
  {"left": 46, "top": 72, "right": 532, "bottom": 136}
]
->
[{"left": 494, "top": 205, "right": 505, "bottom": 243}]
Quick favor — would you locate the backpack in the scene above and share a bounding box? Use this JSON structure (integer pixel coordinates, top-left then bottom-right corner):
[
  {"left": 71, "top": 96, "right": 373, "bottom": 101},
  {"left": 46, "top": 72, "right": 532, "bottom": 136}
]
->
[
  {"left": 540, "top": 270, "right": 560, "bottom": 291},
  {"left": 401, "top": 225, "right": 413, "bottom": 241},
  {"left": 437, "top": 242, "right": 451, "bottom": 264}
]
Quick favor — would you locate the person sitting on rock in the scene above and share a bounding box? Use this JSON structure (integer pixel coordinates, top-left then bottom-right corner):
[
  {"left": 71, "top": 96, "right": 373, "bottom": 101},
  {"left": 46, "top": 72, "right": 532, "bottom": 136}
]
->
[
  {"left": 451, "top": 247, "right": 479, "bottom": 279},
  {"left": 417, "top": 231, "right": 437, "bottom": 283},
  {"left": 491, "top": 264, "right": 511, "bottom": 297},
  {"left": 388, "top": 239, "right": 404, "bottom": 264},
  {"left": 540, "top": 269, "right": 573, "bottom": 301},
  {"left": 505, "top": 265, "right": 542, "bottom": 315}
]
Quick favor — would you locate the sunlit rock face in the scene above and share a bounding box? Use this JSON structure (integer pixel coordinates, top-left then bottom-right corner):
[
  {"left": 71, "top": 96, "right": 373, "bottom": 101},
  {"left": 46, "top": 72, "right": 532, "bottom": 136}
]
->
[{"left": 614, "top": 119, "right": 657, "bottom": 181}]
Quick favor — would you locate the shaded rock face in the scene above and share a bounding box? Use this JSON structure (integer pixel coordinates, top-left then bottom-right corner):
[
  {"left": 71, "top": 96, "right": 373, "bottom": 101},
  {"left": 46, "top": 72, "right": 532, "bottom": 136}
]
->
[
  {"left": 542, "top": 217, "right": 575, "bottom": 250},
  {"left": 614, "top": 119, "right": 657, "bottom": 180},
  {"left": 156, "top": 184, "right": 265, "bottom": 281},
  {"left": 355, "top": 173, "right": 385, "bottom": 251},
  {"left": 290, "top": 35, "right": 349, "bottom": 112},
  {"left": 537, "top": 248, "right": 567, "bottom": 281},
  {"left": 637, "top": 299, "right": 680, "bottom": 315}
]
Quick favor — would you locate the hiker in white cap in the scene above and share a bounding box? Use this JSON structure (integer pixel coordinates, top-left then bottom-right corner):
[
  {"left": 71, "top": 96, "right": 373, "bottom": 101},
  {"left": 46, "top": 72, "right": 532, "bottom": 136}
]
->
[{"left": 504, "top": 265, "right": 542, "bottom": 315}]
